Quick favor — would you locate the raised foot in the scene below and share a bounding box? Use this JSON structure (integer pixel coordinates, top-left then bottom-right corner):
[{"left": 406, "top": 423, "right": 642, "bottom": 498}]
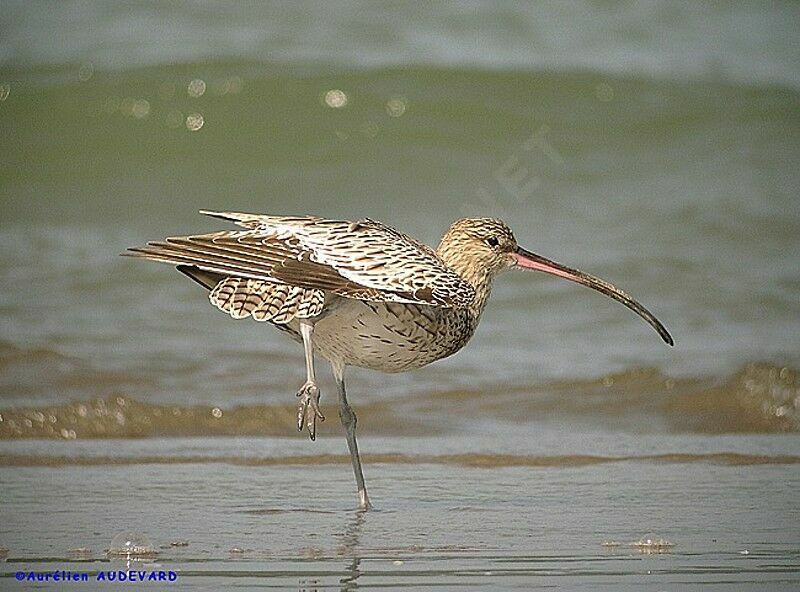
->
[{"left": 296, "top": 381, "right": 325, "bottom": 441}]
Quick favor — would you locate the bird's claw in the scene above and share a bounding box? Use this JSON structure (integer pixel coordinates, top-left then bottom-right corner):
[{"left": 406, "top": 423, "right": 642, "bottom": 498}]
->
[{"left": 296, "top": 381, "right": 324, "bottom": 440}]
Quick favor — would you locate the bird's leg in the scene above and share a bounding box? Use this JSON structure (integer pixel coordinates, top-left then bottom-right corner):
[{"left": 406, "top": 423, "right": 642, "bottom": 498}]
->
[
  {"left": 332, "top": 361, "right": 371, "bottom": 510},
  {"left": 296, "top": 320, "right": 324, "bottom": 440}
]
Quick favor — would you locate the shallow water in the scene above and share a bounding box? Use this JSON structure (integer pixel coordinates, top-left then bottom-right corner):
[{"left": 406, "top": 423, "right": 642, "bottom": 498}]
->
[
  {"left": 1, "top": 438, "right": 800, "bottom": 589},
  {"left": 2, "top": 1, "right": 800, "bottom": 589},
  {"left": 2, "top": 431, "right": 800, "bottom": 589}
]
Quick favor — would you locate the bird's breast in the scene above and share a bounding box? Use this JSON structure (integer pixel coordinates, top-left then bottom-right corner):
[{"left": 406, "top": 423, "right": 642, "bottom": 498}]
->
[{"left": 308, "top": 298, "right": 477, "bottom": 372}]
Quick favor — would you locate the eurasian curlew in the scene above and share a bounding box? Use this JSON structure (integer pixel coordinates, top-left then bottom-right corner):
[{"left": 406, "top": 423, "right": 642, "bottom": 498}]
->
[{"left": 125, "top": 212, "right": 673, "bottom": 509}]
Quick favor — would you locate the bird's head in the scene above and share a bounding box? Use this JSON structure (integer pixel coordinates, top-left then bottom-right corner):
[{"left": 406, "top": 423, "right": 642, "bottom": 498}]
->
[
  {"left": 437, "top": 218, "right": 519, "bottom": 278},
  {"left": 438, "top": 217, "right": 673, "bottom": 346}
]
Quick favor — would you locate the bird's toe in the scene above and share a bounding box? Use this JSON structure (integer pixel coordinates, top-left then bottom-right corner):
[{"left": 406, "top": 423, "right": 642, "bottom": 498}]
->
[{"left": 296, "top": 382, "right": 324, "bottom": 440}]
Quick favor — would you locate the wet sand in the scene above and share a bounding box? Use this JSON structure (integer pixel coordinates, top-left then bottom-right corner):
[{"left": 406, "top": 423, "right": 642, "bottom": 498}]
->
[{"left": 1, "top": 435, "right": 799, "bottom": 590}]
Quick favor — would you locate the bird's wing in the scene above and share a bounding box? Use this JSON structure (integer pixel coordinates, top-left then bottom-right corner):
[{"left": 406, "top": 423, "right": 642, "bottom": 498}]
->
[{"left": 124, "top": 211, "right": 475, "bottom": 308}]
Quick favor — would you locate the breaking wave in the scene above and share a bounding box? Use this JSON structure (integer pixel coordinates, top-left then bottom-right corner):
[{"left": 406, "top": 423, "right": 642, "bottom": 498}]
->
[{"left": 1, "top": 361, "right": 797, "bottom": 439}]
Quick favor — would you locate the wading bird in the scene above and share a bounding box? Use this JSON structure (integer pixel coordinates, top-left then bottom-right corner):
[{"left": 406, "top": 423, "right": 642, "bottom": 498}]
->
[{"left": 126, "top": 212, "right": 673, "bottom": 509}]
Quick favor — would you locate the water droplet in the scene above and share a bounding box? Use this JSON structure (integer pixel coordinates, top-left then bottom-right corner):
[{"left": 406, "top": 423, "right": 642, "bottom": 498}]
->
[
  {"left": 211, "top": 76, "right": 244, "bottom": 95},
  {"left": 131, "top": 99, "right": 150, "bottom": 119},
  {"left": 324, "top": 89, "right": 348, "bottom": 108},
  {"left": 187, "top": 79, "right": 206, "bottom": 98},
  {"left": 386, "top": 96, "right": 407, "bottom": 117},
  {"left": 186, "top": 113, "right": 204, "bottom": 131}
]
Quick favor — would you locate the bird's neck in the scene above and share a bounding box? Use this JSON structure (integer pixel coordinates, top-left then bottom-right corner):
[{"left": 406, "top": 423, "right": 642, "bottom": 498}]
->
[{"left": 436, "top": 246, "right": 495, "bottom": 317}]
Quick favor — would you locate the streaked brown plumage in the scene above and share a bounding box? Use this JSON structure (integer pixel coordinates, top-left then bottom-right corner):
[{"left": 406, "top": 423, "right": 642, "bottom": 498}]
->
[{"left": 125, "top": 211, "right": 673, "bottom": 509}]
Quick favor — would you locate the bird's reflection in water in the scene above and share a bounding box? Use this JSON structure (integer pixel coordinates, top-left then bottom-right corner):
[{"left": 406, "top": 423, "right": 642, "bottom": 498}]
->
[
  {"left": 295, "top": 509, "right": 367, "bottom": 592},
  {"left": 338, "top": 509, "right": 367, "bottom": 591}
]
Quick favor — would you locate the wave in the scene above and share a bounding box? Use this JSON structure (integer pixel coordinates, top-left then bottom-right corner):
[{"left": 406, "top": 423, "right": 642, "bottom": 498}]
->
[
  {"left": 436, "top": 362, "right": 800, "bottom": 434},
  {"left": 0, "top": 362, "right": 796, "bottom": 439}
]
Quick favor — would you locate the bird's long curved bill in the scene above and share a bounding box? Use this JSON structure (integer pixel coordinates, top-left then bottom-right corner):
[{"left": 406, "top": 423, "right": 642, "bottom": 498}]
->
[{"left": 512, "top": 247, "right": 674, "bottom": 346}]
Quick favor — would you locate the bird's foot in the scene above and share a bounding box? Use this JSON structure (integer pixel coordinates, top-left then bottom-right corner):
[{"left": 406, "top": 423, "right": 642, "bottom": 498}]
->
[{"left": 296, "top": 381, "right": 325, "bottom": 440}]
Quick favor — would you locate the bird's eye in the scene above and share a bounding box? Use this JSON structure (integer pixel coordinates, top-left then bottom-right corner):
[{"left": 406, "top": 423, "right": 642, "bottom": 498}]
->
[{"left": 485, "top": 236, "right": 500, "bottom": 248}]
